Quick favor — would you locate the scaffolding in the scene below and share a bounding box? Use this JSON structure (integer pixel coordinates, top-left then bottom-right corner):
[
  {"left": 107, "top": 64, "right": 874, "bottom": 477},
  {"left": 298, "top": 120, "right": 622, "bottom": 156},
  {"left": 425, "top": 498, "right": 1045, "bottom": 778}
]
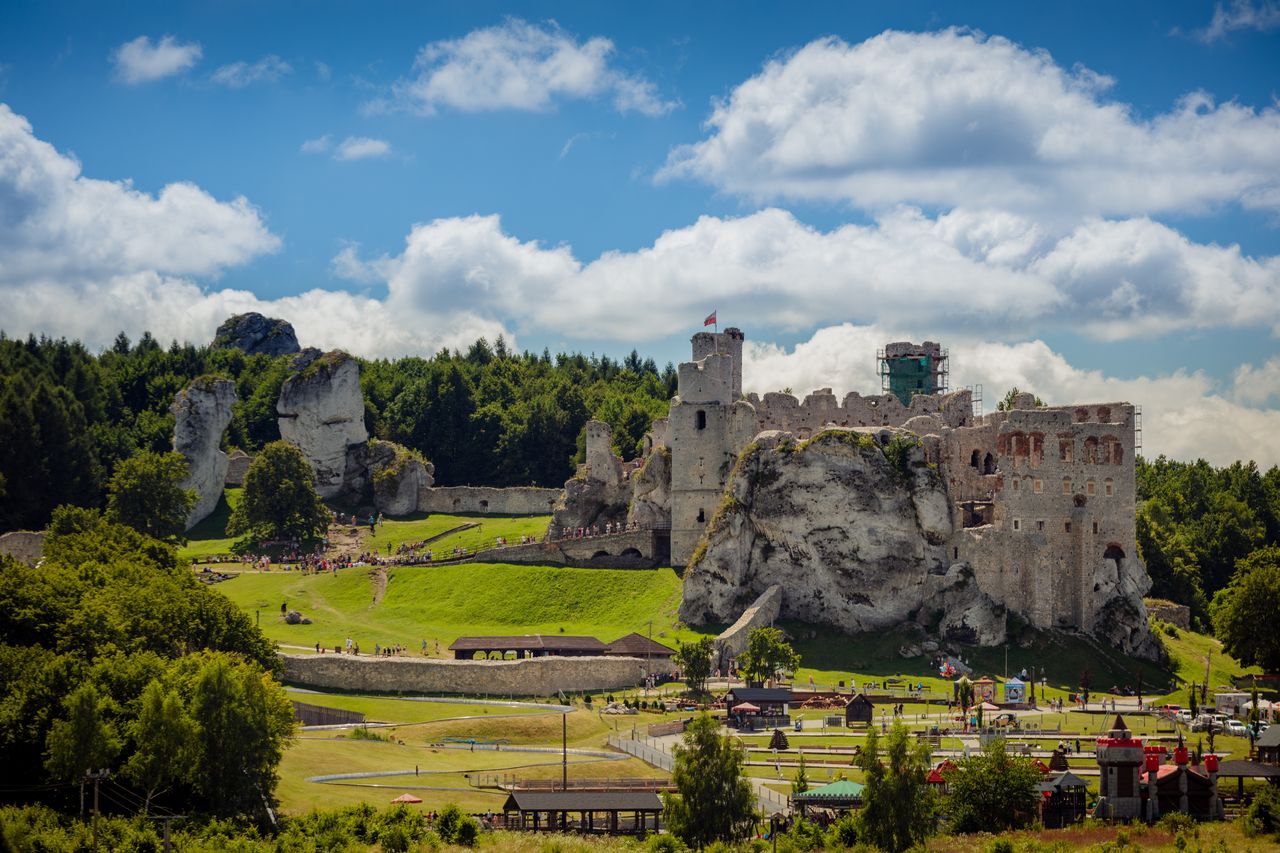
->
[
  {"left": 877, "top": 343, "right": 949, "bottom": 407},
  {"left": 966, "top": 384, "right": 984, "bottom": 420},
  {"left": 1134, "top": 405, "right": 1142, "bottom": 455}
]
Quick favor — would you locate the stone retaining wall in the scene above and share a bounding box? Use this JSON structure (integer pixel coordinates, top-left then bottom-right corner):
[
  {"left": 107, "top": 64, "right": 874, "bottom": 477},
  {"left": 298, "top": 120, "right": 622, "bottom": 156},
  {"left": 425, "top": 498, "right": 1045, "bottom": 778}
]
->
[
  {"left": 1145, "top": 599, "right": 1191, "bottom": 630},
  {"left": 472, "top": 530, "right": 659, "bottom": 569},
  {"left": 715, "top": 584, "right": 782, "bottom": 666},
  {"left": 282, "top": 653, "right": 652, "bottom": 696},
  {"left": 0, "top": 531, "right": 45, "bottom": 566},
  {"left": 417, "top": 486, "right": 560, "bottom": 516}
]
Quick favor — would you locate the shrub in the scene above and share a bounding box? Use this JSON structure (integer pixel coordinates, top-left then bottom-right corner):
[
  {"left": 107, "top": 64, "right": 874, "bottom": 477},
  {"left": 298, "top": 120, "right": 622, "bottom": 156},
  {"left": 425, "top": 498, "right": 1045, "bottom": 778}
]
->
[
  {"left": 986, "top": 840, "right": 1015, "bottom": 853},
  {"left": 1248, "top": 782, "right": 1280, "bottom": 835},
  {"left": 648, "top": 835, "right": 689, "bottom": 852}
]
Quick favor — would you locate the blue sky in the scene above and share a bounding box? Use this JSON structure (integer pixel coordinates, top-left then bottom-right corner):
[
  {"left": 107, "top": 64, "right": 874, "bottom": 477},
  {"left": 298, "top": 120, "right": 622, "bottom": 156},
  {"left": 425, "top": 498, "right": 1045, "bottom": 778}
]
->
[{"left": 2, "top": 1, "right": 1279, "bottom": 464}]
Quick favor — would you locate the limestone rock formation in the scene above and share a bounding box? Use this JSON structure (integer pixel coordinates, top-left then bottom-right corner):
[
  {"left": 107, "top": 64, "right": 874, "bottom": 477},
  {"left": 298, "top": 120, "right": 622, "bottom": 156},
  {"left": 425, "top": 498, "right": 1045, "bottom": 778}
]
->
[
  {"left": 212, "top": 312, "right": 300, "bottom": 357},
  {"left": 277, "top": 349, "right": 368, "bottom": 498},
  {"left": 680, "top": 428, "right": 1007, "bottom": 643},
  {"left": 0, "top": 531, "right": 45, "bottom": 566},
  {"left": 360, "top": 441, "right": 434, "bottom": 516},
  {"left": 171, "top": 377, "right": 237, "bottom": 528},
  {"left": 552, "top": 420, "right": 630, "bottom": 532},
  {"left": 627, "top": 446, "right": 671, "bottom": 528}
]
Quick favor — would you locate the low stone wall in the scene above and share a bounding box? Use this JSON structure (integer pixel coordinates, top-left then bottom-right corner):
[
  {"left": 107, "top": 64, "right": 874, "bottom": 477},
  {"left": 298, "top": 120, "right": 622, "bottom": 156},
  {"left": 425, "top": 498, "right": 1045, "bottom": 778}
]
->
[
  {"left": 715, "top": 584, "right": 783, "bottom": 665},
  {"left": 417, "top": 486, "right": 560, "bottom": 516},
  {"left": 225, "top": 451, "right": 253, "bottom": 486},
  {"left": 282, "top": 653, "right": 652, "bottom": 696},
  {"left": 1145, "top": 599, "right": 1191, "bottom": 630},
  {"left": 471, "top": 530, "right": 661, "bottom": 569},
  {"left": 0, "top": 531, "right": 45, "bottom": 566}
]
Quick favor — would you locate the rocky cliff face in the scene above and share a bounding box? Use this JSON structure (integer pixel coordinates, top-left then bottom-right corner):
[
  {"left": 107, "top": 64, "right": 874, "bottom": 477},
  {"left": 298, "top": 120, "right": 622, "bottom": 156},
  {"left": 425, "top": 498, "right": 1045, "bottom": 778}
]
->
[
  {"left": 171, "top": 377, "right": 237, "bottom": 528},
  {"left": 627, "top": 446, "right": 671, "bottom": 528},
  {"left": 212, "top": 312, "right": 300, "bottom": 357},
  {"left": 341, "top": 440, "right": 434, "bottom": 516},
  {"left": 277, "top": 349, "right": 368, "bottom": 498},
  {"left": 680, "top": 429, "right": 1008, "bottom": 644}
]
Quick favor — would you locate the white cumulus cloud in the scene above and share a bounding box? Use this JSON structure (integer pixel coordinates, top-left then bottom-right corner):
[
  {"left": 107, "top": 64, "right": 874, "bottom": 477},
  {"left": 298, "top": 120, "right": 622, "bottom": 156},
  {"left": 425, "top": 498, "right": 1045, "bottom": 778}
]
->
[
  {"left": 211, "top": 55, "right": 293, "bottom": 88},
  {"left": 334, "top": 137, "right": 391, "bottom": 161},
  {"left": 389, "top": 18, "right": 677, "bottom": 116},
  {"left": 112, "top": 35, "right": 202, "bottom": 84},
  {"left": 660, "top": 29, "right": 1280, "bottom": 218},
  {"left": 1199, "top": 0, "right": 1280, "bottom": 41}
]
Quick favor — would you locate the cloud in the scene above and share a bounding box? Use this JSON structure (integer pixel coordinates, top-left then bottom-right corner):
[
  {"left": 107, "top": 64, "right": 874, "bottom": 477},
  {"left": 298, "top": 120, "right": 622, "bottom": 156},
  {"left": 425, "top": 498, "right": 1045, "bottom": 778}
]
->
[
  {"left": 299, "top": 135, "right": 392, "bottom": 161},
  {"left": 1231, "top": 358, "right": 1280, "bottom": 407},
  {"left": 0, "top": 104, "right": 278, "bottom": 282},
  {"left": 315, "top": 61, "right": 331, "bottom": 81},
  {"left": 1199, "top": 1, "right": 1280, "bottom": 41},
  {"left": 742, "top": 325, "right": 1280, "bottom": 468},
  {"left": 660, "top": 29, "right": 1280, "bottom": 218},
  {"left": 111, "top": 35, "right": 202, "bottom": 84},
  {"left": 333, "top": 207, "right": 1280, "bottom": 343},
  {"left": 211, "top": 55, "right": 293, "bottom": 88},
  {"left": 389, "top": 18, "right": 677, "bottom": 116}
]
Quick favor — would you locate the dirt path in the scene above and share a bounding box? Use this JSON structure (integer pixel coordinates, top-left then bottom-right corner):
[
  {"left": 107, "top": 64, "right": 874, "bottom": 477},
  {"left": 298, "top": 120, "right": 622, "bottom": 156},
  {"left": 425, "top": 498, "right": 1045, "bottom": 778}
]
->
[{"left": 370, "top": 565, "right": 388, "bottom": 605}]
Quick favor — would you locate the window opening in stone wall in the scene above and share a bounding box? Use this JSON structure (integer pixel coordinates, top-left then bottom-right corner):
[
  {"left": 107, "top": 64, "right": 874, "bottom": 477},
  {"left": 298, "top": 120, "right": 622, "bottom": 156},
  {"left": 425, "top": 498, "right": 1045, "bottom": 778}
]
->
[
  {"left": 1097, "top": 406, "right": 1111, "bottom": 423},
  {"left": 696, "top": 410, "right": 706, "bottom": 430},
  {"left": 696, "top": 508, "right": 705, "bottom": 523},
  {"left": 1093, "top": 522, "right": 1099, "bottom": 534},
  {"left": 1105, "top": 479, "right": 1113, "bottom": 496},
  {"left": 971, "top": 449, "right": 981, "bottom": 468},
  {"left": 1033, "top": 479, "right": 1043, "bottom": 493},
  {"left": 1063, "top": 479, "right": 1072, "bottom": 494},
  {"left": 1104, "top": 543, "right": 1125, "bottom": 562},
  {"left": 1087, "top": 481, "right": 1095, "bottom": 496},
  {"left": 1037, "top": 520, "right": 1044, "bottom": 531},
  {"left": 983, "top": 453, "right": 996, "bottom": 475},
  {"left": 1075, "top": 408, "right": 1089, "bottom": 423},
  {"left": 1059, "top": 439, "right": 1073, "bottom": 462},
  {"left": 1013, "top": 519, "right": 1021, "bottom": 531},
  {"left": 1084, "top": 436, "right": 1099, "bottom": 463},
  {"left": 1012, "top": 479, "right": 1020, "bottom": 491},
  {"left": 954, "top": 547, "right": 959, "bottom": 559},
  {"left": 1030, "top": 433, "right": 1044, "bottom": 467},
  {"left": 1065, "top": 522, "right": 1072, "bottom": 533}
]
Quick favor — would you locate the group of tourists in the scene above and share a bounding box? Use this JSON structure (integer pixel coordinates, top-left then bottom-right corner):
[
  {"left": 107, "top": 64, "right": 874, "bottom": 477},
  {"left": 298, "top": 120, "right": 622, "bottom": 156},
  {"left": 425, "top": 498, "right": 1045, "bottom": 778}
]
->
[{"left": 551, "top": 520, "right": 642, "bottom": 540}]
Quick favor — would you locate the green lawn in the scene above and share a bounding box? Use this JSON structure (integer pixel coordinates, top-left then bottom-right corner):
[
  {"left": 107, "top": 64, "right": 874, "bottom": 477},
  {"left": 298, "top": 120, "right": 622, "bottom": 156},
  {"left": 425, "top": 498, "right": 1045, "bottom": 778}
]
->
[
  {"left": 361, "top": 513, "right": 552, "bottom": 557},
  {"left": 178, "top": 488, "right": 242, "bottom": 560},
  {"left": 286, "top": 690, "right": 549, "bottom": 725},
  {"left": 215, "top": 561, "right": 699, "bottom": 653}
]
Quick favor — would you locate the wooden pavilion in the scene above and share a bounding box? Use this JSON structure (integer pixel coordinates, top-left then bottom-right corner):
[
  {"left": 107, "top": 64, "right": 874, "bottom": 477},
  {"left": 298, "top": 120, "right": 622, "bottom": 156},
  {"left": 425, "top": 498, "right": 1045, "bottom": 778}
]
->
[
  {"left": 500, "top": 791, "right": 662, "bottom": 835},
  {"left": 1256, "top": 727, "right": 1280, "bottom": 765},
  {"left": 1038, "top": 771, "right": 1088, "bottom": 828},
  {"left": 1210, "top": 759, "right": 1280, "bottom": 803},
  {"left": 449, "top": 635, "right": 608, "bottom": 659},
  {"left": 791, "top": 778, "right": 865, "bottom": 817}
]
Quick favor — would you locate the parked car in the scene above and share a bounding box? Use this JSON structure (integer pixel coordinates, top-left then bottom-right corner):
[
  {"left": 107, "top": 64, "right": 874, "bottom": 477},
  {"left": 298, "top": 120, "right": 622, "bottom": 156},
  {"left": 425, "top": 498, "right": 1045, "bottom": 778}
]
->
[
  {"left": 1175, "top": 710, "right": 1193, "bottom": 725},
  {"left": 1190, "top": 715, "right": 1218, "bottom": 732},
  {"left": 1226, "top": 720, "right": 1248, "bottom": 737}
]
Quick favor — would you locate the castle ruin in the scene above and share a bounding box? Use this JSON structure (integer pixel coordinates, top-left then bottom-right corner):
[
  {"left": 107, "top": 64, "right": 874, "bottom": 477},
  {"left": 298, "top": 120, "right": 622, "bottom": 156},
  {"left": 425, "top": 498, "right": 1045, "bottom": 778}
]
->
[{"left": 645, "top": 328, "right": 1155, "bottom": 657}]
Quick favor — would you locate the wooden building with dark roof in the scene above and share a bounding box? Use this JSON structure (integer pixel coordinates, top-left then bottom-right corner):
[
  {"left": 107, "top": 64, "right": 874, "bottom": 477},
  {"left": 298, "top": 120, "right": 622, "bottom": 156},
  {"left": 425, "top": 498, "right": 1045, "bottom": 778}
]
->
[
  {"left": 603, "top": 633, "right": 675, "bottom": 662},
  {"left": 449, "top": 635, "right": 608, "bottom": 659},
  {"left": 500, "top": 790, "right": 662, "bottom": 834}
]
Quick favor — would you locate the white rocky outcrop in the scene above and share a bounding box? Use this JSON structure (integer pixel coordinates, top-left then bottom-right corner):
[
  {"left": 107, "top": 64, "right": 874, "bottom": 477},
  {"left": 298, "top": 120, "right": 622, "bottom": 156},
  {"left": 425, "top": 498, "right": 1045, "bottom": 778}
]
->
[
  {"left": 680, "top": 428, "right": 1008, "bottom": 644},
  {"left": 627, "top": 446, "right": 671, "bottom": 528},
  {"left": 277, "top": 350, "right": 367, "bottom": 498},
  {"left": 171, "top": 377, "right": 237, "bottom": 528}
]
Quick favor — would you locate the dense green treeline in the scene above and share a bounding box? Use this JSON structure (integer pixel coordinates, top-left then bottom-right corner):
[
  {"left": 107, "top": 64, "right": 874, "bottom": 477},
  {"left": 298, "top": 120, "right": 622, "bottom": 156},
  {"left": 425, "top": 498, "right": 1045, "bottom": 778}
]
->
[
  {"left": 0, "top": 331, "right": 675, "bottom": 532},
  {"left": 0, "top": 507, "right": 290, "bottom": 822},
  {"left": 1136, "top": 455, "right": 1280, "bottom": 626}
]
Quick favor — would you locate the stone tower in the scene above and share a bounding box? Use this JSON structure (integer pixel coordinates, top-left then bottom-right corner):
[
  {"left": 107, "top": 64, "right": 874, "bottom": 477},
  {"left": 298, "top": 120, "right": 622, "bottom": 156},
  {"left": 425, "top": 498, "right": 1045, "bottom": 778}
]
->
[
  {"left": 879, "top": 341, "right": 948, "bottom": 406},
  {"left": 1094, "top": 715, "right": 1144, "bottom": 820},
  {"left": 668, "top": 331, "right": 758, "bottom": 567}
]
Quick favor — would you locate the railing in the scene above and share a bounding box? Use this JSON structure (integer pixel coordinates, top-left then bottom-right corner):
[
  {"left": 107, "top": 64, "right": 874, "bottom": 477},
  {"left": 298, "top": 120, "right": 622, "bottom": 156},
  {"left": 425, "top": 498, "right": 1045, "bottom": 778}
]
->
[{"left": 608, "top": 733, "right": 675, "bottom": 772}]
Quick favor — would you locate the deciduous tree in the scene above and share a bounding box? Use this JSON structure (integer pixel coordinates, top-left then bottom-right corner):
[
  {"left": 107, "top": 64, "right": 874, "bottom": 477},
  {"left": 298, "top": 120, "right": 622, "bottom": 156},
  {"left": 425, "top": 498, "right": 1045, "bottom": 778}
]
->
[
  {"left": 944, "top": 738, "right": 1042, "bottom": 834},
  {"left": 737, "top": 627, "right": 800, "bottom": 686},
  {"left": 662, "top": 713, "right": 756, "bottom": 848},
  {"left": 227, "top": 440, "right": 330, "bottom": 544},
  {"left": 105, "top": 450, "right": 195, "bottom": 542},
  {"left": 1211, "top": 546, "right": 1280, "bottom": 671},
  {"left": 854, "top": 722, "right": 935, "bottom": 852},
  {"left": 673, "top": 636, "right": 714, "bottom": 696}
]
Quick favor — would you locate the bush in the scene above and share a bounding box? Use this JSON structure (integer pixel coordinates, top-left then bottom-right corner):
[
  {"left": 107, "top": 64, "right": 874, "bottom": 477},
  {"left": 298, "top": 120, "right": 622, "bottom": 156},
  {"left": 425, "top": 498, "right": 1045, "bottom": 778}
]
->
[
  {"left": 986, "top": 840, "right": 1015, "bottom": 853},
  {"left": 454, "top": 815, "right": 479, "bottom": 846},
  {"left": 1157, "top": 811, "right": 1198, "bottom": 836},
  {"left": 1248, "top": 782, "right": 1280, "bottom": 835},
  {"left": 779, "top": 817, "right": 824, "bottom": 851},
  {"left": 648, "top": 834, "right": 689, "bottom": 852}
]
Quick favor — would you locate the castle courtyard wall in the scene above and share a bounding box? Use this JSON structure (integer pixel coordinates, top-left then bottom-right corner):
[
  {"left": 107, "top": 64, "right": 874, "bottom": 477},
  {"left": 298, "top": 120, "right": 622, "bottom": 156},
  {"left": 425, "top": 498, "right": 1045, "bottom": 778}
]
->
[{"left": 417, "top": 486, "right": 560, "bottom": 516}]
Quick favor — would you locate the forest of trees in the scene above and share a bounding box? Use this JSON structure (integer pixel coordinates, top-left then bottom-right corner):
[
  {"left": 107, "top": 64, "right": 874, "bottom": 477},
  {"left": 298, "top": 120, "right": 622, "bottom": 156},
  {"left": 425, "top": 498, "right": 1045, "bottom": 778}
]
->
[{"left": 0, "top": 332, "right": 674, "bottom": 532}]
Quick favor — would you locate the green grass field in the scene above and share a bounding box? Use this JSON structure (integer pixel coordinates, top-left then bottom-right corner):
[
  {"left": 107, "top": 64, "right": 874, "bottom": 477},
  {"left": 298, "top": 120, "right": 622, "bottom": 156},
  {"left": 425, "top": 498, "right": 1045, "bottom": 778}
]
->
[{"left": 216, "top": 561, "right": 696, "bottom": 653}]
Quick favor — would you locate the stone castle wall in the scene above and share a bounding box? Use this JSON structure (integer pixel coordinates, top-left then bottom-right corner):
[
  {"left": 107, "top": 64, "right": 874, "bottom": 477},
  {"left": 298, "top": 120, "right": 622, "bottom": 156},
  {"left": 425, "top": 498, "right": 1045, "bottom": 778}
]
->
[
  {"left": 417, "top": 486, "right": 560, "bottom": 516},
  {"left": 748, "top": 388, "right": 973, "bottom": 438},
  {"left": 282, "top": 653, "right": 653, "bottom": 696}
]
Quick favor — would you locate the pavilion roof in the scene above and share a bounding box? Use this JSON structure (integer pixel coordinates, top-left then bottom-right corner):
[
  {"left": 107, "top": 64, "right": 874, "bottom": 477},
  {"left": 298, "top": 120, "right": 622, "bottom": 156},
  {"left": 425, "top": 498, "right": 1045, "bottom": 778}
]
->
[
  {"left": 604, "top": 633, "right": 675, "bottom": 657},
  {"left": 502, "top": 791, "right": 662, "bottom": 812},
  {"left": 448, "top": 635, "right": 608, "bottom": 653},
  {"left": 793, "top": 779, "right": 865, "bottom": 801}
]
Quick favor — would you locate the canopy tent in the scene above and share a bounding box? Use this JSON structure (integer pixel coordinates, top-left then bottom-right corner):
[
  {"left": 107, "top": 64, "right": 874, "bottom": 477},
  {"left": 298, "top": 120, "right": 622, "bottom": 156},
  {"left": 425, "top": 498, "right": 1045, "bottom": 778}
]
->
[
  {"left": 792, "top": 778, "right": 866, "bottom": 815},
  {"left": 732, "top": 702, "right": 761, "bottom": 713},
  {"left": 391, "top": 793, "right": 422, "bottom": 804},
  {"left": 979, "top": 701, "right": 1001, "bottom": 711}
]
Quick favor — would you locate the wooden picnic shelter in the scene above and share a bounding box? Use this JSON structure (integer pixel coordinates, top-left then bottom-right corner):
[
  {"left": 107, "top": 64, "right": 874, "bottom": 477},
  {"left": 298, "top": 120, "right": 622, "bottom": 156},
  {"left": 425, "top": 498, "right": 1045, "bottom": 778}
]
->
[
  {"left": 1038, "top": 770, "right": 1088, "bottom": 828},
  {"left": 1215, "top": 759, "right": 1280, "bottom": 801},
  {"left": 449, "top": 635, "right": 608, "bottom": 659},
  {"left": 500, "top": 791, "right": 662, "bottom": 834},
  {"left": 1256, "top": 727, "right": 1280, "bottom": 765},
  {"left": 792, "top": 779, "right": 865, "bottom": 817},
  {"left": 845, "top": 693, "right": 874, "bottom": 726}
]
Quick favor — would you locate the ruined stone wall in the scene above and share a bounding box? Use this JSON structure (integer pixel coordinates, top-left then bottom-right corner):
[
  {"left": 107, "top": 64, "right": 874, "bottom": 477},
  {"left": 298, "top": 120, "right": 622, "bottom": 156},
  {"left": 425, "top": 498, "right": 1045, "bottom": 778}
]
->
[
  {"left": 748, "top": 388, "right": 973, "bottom": 438},
  {"left": 281, "top": 653, "right": 653, "bottom": 696},
  {"left": 691, "top": 328, "right": 744, "bottom": 399},
  {"left": 0, "top": 531, "right": 44, "bottom": 566},
  {"left": 417, "top": 486, "right": 560, "bottom": 516}
]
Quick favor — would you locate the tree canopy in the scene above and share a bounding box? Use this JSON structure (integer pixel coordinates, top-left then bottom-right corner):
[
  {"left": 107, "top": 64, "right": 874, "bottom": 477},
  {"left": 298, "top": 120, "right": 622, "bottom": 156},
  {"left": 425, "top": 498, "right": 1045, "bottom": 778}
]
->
[
  {"left": 1211, "top": 546, "right": 1280, "bottom": 671},
  {"left": 852, "top": 722, "right": 935, "bottom": 852},
  {"left": 737, "top": 626, "right": 800, "bottom": 686},
  {"left": 228, "top": 440, "right": 330, "bottom": 545},
  {"left": 944, "top": 738, "right": 1043, "bottom": 834},
  {"left": 673, "top": 636, "right": 714, "bottom": 696},
  {"left": 662, "top": 713, "right": 756, "bottom": 848},
  {"left": 105, "top": 450, "right": 195, "bottom": 542}
]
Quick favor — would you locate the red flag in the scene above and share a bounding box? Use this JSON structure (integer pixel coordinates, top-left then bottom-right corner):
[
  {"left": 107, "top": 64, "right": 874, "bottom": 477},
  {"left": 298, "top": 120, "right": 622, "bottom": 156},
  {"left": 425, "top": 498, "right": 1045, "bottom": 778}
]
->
[{"left": 703, "top": 311, "right": 717, "bottom": 327}]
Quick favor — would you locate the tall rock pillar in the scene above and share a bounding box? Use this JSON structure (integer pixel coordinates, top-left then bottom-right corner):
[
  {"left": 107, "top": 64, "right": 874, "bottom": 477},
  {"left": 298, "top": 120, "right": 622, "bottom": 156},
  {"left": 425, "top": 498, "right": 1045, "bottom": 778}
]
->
[{"left": 171, "top": 377, "right": 237, "bottom": 528}]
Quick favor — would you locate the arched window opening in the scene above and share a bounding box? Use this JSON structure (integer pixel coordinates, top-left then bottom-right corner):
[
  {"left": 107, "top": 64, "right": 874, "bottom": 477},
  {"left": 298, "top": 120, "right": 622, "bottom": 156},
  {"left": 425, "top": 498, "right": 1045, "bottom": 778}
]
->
[
  {"left": 1083, "top": 437, "right": 1099, "bottom": 464},
  {"left": 970, "top": 449, "right": 981, "bottom": 468},
  {"left": 1075, "top": 408, "right": 1090, "bottom": 423},
  {"left": 1104, "top": 543, "right": 1125, "bottom": 562},
  {"left": 1096, "top": 406, "right": 1112, "bottom": 423},
  {"left": 983, "top": 453, "right": 996, "bottom": 475},
  {"left": 1059, "top": 439, "right": 1073, "bottom": 462}
]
